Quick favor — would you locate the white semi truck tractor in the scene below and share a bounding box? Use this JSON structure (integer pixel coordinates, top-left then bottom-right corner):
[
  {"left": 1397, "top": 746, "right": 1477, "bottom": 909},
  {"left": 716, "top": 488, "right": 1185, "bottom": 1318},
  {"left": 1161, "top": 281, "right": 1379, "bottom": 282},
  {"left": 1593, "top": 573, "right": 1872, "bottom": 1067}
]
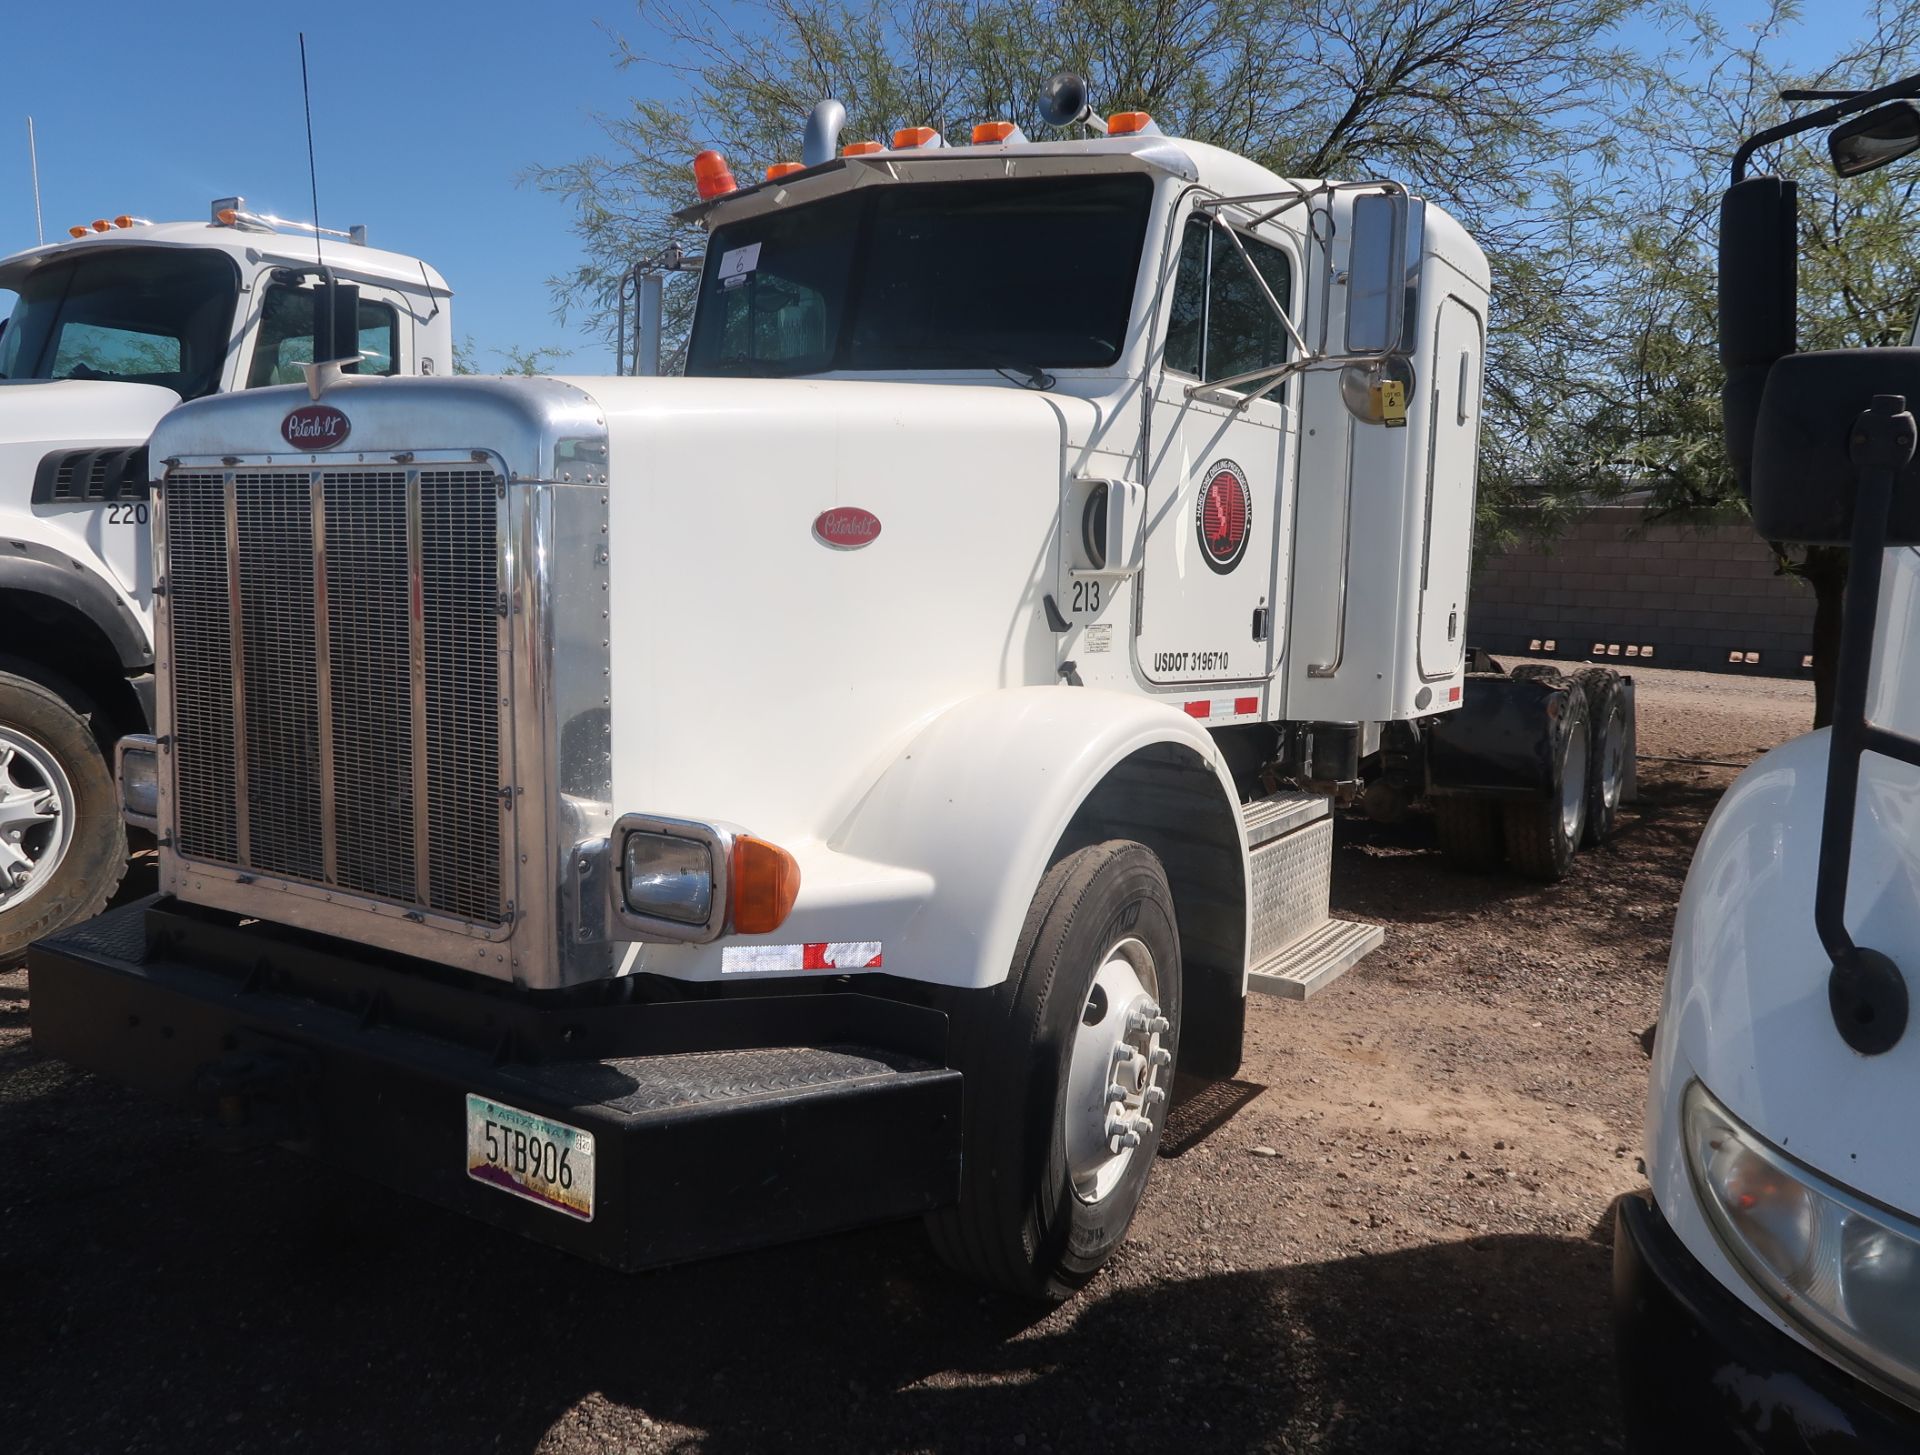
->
[
  {"left": 0, "top": 202, "right": 452, "bottom": 959},
  {"left": 29, "top": 78, "right": 1630, "bottom": 1297},
  {"left": 1614, "top": 82, "right": 1920, "bottom": 1449}
]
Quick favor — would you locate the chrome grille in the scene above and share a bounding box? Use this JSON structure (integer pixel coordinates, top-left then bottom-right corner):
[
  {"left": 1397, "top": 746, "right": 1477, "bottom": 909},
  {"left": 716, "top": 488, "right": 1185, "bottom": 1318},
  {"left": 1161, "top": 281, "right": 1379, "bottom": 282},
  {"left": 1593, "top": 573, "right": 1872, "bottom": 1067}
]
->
[{"left": 166, "top": 463, "right": 507, "bottom": 927}]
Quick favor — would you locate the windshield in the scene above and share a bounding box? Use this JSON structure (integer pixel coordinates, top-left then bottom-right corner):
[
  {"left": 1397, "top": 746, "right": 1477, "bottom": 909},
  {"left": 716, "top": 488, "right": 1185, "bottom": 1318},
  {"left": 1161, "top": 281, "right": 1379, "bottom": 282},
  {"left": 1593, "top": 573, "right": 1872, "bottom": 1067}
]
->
[
  {"left": 0, "top": 247, "right": 240, "bottom": 399},
  {"left": 685, "top": 173, "right": 1153, "bottom": 377}
]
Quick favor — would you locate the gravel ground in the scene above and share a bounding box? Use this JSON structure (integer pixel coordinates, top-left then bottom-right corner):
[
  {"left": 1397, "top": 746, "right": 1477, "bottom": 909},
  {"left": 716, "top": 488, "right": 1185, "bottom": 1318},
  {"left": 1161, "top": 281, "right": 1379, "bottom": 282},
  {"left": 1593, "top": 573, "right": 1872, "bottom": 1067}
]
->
[{"left": 0, "top": 664, "right": 1815, "bottom": 1454}]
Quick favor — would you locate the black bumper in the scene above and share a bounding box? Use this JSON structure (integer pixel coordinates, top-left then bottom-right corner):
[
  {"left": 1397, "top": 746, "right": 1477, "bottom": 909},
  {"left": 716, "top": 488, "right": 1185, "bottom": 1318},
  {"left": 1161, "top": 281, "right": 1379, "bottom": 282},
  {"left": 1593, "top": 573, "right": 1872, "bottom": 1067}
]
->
[
  {"left": 29, "top": 898, "right": 963, "bottom": 1272},
  {"left": 1613, "top": 1192, "right": 1920, "bottom": 1452}
]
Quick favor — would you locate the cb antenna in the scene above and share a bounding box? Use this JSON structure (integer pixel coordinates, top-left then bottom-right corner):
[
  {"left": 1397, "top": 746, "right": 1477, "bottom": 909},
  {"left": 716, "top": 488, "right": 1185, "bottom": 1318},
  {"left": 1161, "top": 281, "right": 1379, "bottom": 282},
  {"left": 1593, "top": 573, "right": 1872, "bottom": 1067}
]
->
[
  {"left": 26, "top": 116, "right": 43, "bottom": 246},
  {"left": 299, "top": 33, "right": 324, "bottom": 278}
]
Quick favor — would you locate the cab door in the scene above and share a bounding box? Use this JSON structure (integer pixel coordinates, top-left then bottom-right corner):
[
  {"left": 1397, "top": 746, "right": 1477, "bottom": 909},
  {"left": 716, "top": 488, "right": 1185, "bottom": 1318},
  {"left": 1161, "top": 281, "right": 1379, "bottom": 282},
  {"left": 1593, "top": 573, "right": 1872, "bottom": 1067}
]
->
[{"left": 1137, "top": 209, "right": 1301, "bottom": 695}]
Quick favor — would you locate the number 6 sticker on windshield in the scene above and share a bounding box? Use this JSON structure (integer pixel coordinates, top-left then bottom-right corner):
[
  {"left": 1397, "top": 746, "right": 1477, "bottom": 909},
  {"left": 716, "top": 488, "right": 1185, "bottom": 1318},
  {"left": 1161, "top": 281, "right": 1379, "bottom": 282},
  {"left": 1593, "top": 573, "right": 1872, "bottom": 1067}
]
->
[
  {"left": 464, "top": 1094, "right": 595, "bottom": 1221},
  {"left": 717, "top": 242, "right": 761, "bottom": 288}
]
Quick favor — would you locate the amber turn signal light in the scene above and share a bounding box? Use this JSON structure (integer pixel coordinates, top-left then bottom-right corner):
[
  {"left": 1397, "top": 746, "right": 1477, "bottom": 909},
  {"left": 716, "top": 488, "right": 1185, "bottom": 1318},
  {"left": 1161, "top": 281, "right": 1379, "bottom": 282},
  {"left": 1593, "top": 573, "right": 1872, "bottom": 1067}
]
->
[
  {"left": 1107, "top": 111, "right": 1154, "bottom": 135},
  {"left": 842, "top": 140, "right": 884, "bottom": 155},
  {"left": 730, "top": 835, "right": 801, "bottom": 935},
  {"left": 766, "top": 161, "right": 804, "bottom": 180}
]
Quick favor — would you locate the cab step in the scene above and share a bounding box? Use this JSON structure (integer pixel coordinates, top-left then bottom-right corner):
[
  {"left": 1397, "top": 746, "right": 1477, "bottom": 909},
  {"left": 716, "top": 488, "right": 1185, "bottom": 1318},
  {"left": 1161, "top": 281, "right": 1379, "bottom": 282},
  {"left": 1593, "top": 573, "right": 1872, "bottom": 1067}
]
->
[{"left": 1246, "top": 917, "right": 1385, "bottom": 1001}]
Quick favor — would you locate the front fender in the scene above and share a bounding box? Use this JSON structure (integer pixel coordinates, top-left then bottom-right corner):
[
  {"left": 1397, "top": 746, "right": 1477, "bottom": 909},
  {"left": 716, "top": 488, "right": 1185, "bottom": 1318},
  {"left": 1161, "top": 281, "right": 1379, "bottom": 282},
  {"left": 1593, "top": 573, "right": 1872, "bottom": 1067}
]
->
[
  {"left": 626, "top": 687, "right": 1245, "bottom": 989},
  {"left": 828, "top": 686, "right": 1243, "bottom": 988}
]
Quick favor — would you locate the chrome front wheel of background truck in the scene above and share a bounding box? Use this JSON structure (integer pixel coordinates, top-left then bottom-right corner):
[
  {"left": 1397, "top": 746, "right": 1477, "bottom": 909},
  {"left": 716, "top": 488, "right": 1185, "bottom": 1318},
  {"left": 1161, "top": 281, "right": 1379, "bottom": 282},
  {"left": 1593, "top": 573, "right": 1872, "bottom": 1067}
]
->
[
  {"left": 0, "top": 668, "right": 125, "bottom": 962},
  {"left": 928, "top": 839, "right": 1182, "bottom": 1301}
]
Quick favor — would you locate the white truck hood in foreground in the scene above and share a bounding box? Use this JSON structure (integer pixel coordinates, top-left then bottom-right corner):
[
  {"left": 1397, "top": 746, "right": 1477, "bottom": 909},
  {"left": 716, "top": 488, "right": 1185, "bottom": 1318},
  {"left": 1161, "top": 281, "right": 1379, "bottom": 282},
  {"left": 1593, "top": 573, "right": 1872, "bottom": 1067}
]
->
[{"left": 1648, "top": 545, "right": 1920, "bottom": 1337}]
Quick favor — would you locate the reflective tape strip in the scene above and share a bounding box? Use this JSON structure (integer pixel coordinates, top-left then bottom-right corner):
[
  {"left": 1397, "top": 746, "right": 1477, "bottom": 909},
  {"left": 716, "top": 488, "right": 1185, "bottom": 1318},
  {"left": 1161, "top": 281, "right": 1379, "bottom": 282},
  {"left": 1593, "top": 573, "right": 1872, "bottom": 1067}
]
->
[{"left": 721, "top": 941, "right": 885, "bottom": 975}]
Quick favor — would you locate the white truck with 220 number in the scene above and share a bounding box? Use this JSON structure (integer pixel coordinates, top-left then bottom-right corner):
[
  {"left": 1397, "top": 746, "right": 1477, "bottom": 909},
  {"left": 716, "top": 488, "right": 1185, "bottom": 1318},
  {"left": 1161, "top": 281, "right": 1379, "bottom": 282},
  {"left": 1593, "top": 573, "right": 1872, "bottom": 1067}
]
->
[{"left": 0, "top": 201, "right": 451, "bottom": 958}]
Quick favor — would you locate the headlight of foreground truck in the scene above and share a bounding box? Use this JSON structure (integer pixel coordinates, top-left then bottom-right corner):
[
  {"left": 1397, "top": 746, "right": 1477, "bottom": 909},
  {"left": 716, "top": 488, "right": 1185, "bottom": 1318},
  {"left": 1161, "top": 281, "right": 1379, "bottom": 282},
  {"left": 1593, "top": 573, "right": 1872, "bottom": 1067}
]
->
[
  {"left": 1685, "top": 1079, "right": 1920, "bottom": 1398},
  {"left": 613, "top": 815, "right": 801, "bottom": 941},
  {"left": 115, "top": 735, "right": 159, "bottom": 832},
  {"left": 622, "top": 831, "right": 715, "bottom": 924}
]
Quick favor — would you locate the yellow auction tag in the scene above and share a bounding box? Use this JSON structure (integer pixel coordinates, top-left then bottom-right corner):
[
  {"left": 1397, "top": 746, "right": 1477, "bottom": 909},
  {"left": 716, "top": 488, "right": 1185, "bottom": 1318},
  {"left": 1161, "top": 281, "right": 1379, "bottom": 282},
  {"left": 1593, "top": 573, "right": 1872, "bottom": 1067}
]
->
[{"left": 1375, "top": 379, "right": 1408, "bottom": 427}]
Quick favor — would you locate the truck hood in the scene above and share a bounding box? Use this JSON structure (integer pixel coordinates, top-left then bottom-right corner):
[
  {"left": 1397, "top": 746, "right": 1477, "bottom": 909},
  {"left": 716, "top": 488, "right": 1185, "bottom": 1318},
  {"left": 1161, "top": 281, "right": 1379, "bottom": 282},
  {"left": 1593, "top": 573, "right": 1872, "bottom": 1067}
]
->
[{"left": 0, "top": 377, "right": 181, "bottom": 449}]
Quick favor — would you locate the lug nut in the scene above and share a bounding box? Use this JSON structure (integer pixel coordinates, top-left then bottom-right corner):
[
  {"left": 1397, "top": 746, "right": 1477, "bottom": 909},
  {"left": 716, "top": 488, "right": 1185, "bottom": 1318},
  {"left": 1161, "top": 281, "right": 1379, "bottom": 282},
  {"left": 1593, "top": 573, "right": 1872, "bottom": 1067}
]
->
[
  {"left": 1143, "top": 1086, "right": 1167, "bottom": 1109},
  {"left": 1149, "top": 1047, "right": 1172, "bottom": 1068}
]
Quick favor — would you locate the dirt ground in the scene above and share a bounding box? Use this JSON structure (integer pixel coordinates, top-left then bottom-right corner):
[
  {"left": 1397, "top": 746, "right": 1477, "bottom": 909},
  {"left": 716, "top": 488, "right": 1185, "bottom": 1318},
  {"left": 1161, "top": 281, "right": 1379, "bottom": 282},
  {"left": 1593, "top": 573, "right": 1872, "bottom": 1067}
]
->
[{"left": 0, "top": 662, "right": 1815, "bottom": 1454}]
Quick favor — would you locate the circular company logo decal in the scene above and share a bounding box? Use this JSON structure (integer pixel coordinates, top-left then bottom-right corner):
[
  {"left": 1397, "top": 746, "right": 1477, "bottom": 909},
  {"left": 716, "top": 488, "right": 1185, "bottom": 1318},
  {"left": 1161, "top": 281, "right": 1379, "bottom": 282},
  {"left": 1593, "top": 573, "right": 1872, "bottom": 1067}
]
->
[
  {"left": 281, "top": 403, "right": 351, "bottom": 450},
  {"left": 1195, "top": 461, "right": 1252, "bottom": 574},
  {"left": 813, "top": 507, "right": 882, "bottom": 549}
]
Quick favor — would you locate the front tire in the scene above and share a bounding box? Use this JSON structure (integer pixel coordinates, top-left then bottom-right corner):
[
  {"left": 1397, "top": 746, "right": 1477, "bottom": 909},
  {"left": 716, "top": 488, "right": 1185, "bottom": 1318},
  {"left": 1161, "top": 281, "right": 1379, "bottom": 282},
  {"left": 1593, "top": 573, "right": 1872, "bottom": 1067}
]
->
[
  {"left": 1570, "top": 668, "right": 1630, "bottom": 845},
  {"left": 927, "top": 840, "right": 1181, "bottom": 1301},
  {"left": 0, "top": 669, "right": 126, "bottom": 962}
]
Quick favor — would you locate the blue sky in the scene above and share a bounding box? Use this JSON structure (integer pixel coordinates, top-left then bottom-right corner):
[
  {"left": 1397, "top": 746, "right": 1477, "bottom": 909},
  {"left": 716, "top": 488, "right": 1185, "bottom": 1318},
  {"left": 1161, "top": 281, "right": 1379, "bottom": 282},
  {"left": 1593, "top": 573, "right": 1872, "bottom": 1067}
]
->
[
  {"left": 0, "top": 1, "right": 1858, "bottom": 375},
  {"left": 0, "top": 0, "right": 670, "bottom": 371}
]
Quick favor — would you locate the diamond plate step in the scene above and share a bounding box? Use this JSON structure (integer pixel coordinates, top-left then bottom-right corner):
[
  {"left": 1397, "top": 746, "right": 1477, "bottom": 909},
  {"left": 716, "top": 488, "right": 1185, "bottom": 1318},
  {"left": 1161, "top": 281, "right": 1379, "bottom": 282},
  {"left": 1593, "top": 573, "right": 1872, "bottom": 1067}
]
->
[
  {"left": 1247, "top": 918, "right": 1385, "bottom": 1001},
  {"left": 1242, "top": 790, "right": 1331, "bottom": 848}
]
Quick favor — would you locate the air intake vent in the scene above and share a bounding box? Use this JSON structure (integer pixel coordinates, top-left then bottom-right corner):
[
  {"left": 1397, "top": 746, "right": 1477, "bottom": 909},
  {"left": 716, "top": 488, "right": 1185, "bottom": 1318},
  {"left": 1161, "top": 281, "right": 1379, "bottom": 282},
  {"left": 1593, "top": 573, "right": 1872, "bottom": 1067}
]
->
[{"left": 32, "top": 446, "right": 151, "bottom": 504}]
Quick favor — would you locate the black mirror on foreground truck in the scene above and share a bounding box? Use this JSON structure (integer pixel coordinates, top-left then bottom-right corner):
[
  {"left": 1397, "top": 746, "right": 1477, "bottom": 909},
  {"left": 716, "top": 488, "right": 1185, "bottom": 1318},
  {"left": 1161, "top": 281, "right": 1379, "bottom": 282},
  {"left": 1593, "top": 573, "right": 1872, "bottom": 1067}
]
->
[
  {"left": 1749, "top": 350, "right": 1920, "bottom": 545},
  {"left": 312, "top": 276, "right": 360, "bottom": 368},
  {"left": 1718, "top": 176, "right": 1798, "bottom": 495},
  {"left": 1830, "top": 99, "right": 1920, "bottom": 176}
]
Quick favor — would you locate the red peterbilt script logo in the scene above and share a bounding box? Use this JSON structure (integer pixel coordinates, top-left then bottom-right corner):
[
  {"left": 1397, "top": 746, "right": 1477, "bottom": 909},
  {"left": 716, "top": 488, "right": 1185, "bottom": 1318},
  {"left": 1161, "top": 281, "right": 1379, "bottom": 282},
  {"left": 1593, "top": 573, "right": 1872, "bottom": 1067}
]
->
[
  {"left": 281, "top": 403, "right": 351, "bottom": 449},
  {"left": 813, "top": 507, "right": 882, "bottom": 549}
]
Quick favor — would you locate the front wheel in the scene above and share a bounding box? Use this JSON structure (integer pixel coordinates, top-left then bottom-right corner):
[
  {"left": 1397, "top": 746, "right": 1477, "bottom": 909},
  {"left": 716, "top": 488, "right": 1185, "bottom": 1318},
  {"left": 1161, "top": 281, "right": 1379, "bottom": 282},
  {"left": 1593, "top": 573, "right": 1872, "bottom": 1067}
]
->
[
  {"left": 927, "top": 840, "right": 1181, "bottom": 1301},
  {"left": 0, "top": 669, "right": 126, "bottom": 962}
]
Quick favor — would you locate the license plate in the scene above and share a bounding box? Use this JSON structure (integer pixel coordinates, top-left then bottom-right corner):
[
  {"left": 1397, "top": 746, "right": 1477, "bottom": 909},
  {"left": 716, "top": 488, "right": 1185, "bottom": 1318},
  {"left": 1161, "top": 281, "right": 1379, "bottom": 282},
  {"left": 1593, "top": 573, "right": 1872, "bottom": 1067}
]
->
[{"left": 464, "top": 1095, "right": 595, "bottom": 1221}]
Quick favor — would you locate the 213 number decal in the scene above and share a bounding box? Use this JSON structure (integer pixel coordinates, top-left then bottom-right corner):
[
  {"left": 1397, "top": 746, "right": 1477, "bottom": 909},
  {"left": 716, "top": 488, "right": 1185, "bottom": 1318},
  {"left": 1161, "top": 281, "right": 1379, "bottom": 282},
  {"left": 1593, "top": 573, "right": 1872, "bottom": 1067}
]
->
[{"left": 1072, "top": 579, "right": 1102, "bottom": 614}]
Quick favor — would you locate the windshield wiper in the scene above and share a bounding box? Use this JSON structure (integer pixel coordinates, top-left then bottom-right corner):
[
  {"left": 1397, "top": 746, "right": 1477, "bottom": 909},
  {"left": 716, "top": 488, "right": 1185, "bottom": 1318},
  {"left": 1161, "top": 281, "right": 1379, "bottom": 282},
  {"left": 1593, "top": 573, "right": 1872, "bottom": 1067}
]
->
[{"left": 995, "top": 364, "right": 1056, "bottom": 391}]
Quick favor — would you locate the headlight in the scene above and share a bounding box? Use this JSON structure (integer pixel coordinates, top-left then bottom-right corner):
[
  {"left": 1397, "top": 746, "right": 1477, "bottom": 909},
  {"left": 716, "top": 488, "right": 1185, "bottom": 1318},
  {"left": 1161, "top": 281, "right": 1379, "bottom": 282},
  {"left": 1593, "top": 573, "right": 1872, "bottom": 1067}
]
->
[
  {"left": 1685, "top": 1080, "right": 1920, "bottom": 1401},
  {"left": 621, "top": 831, "right": 714, "bottom": 925},
  {"left": 611, "top": 813, "right": 801, "bottom": 943},
  {"left": 115, "top": 735, "right": 159, "bottom": 832}
]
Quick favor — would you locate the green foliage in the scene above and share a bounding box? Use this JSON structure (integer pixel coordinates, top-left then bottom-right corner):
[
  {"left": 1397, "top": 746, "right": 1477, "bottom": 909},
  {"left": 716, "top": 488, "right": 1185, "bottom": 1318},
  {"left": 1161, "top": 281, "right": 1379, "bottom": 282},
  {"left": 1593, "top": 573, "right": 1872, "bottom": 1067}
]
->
[{"left": 451, "top": 334, "right": 572, "bottom": 376}]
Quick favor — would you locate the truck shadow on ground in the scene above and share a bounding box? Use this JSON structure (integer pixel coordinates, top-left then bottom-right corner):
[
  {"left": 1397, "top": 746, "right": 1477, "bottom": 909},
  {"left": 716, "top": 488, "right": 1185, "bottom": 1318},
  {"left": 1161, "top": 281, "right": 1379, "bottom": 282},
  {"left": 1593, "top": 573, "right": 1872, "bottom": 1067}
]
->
[{"left": 0, "top": 1067, "right": 1623, "bottom": 1455}]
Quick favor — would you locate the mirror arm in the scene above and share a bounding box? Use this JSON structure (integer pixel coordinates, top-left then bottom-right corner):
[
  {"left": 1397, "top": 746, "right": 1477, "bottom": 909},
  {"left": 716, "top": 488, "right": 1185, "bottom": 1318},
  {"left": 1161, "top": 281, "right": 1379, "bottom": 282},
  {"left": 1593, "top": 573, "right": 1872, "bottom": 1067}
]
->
[
  {"left": 1209, "top": 215, "right": 1310, "bottom": 358},
  {"left": 1734, "top": 70, "right": 1920, "bottom": 181}
]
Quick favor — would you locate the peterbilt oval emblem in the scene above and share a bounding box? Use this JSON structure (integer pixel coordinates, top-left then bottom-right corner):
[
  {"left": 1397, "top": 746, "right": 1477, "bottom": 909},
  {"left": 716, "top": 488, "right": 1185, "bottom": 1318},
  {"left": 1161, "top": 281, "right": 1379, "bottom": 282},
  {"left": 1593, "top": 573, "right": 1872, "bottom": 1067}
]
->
[
  {"left": 282, "top": 403, "right": 351, "bottom": 449},
  {"left": 813, "top": 507, "right": 882, "bottom": 549},
  {"left": 1195, "top": 460, "right": 1252, "bottom": 574}
]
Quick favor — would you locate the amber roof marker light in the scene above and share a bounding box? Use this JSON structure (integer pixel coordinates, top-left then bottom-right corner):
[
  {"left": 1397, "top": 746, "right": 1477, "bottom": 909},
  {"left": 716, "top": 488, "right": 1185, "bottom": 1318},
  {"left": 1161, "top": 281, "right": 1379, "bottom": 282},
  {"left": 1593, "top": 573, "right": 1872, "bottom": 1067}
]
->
[{"left": 692, "top": 150, "right": 738, "bottom": 200}]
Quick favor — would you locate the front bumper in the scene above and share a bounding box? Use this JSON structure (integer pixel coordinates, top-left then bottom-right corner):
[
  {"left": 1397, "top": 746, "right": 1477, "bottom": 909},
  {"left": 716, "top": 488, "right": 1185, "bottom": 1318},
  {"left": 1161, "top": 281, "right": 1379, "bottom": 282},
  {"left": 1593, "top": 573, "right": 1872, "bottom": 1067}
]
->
[
  {"left": 1612, "top": 1191, "right": 1919, "bottom": 1452},
  {"left": 29, "top": 898, "right": 963, "bottom": 1272}
]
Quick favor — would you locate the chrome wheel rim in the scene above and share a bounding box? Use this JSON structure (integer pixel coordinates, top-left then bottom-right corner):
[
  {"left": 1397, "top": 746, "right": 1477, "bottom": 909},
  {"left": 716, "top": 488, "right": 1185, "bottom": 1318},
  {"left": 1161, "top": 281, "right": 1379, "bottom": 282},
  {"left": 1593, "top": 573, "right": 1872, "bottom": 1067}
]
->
[
  {"left": 1560, "top": 718, "right": 1589, "bottom": 845},
  {"left": 1064, "top": 936, "right": 1169, "bottom": 1204},
  {"left": 1601, "top": 709, "right": 1627, "bottom": 811},
  {"left": 0, "top": 727, "right": 74, "bottom": 914}
]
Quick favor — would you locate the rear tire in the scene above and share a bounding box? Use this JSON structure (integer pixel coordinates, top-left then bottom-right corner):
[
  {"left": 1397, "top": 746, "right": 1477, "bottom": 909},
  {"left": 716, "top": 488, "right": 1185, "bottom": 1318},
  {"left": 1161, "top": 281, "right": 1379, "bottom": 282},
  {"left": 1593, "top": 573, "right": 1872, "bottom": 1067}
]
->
[
  {"left": 1431, "top": 794, "right": 1502, "bottom": 870},
  {"left": 1502, "top": 674, "right": 1590, "bottom": 882},
  {"left": 926, "top": 840, "right": 1181, "bottom": 1301},
  {"left": 1569, "top": 668, "right": 1630, "bottom": 845},
  {"left": 0, "top": 669, "right": 126, "bottom": 963}
]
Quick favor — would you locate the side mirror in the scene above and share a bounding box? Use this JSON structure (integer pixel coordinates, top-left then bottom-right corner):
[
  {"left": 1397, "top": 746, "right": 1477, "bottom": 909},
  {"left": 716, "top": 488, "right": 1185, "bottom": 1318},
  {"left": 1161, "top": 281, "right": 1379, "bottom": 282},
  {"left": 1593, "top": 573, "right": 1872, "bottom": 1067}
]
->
[
  {"left": 1719, "top": 177, "right": 1799, "bottom": 493},
  {"left": 1750, "top": 349, "right": 1920, "bottom": 544},
  {"left": 1830, "top": 99, "right": 1920, "bottom": 177},
  {"left": 313, "top": 276, "right": 361, "bottom": 368},
  {"left": 1345, "top": 192, "right": 1409, "bottom": 354}
]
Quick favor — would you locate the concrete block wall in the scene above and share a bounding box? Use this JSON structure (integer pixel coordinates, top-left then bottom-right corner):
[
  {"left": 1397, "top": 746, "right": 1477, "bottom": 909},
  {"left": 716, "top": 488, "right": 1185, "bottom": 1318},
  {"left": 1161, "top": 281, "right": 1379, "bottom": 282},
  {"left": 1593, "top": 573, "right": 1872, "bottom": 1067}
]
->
[{"left": 1466, "top": 507, "right": 1815, "bottom": 675}]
